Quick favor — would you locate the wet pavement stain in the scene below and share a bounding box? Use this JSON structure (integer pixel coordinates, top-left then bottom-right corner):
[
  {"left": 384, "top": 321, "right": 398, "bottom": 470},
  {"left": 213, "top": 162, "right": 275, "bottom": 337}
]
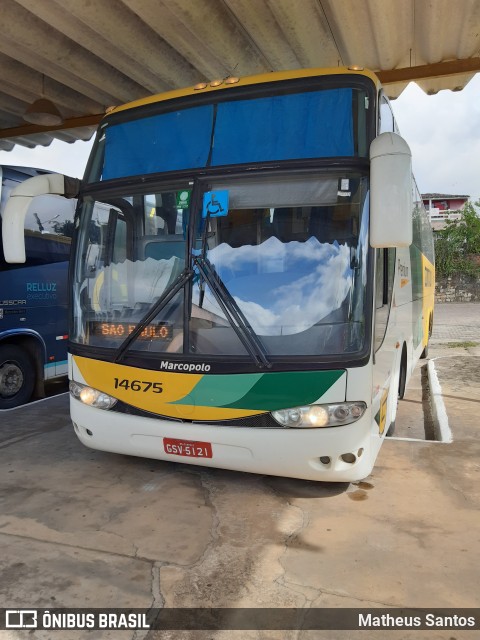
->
[
  {"left": 347, "top": 490, "right": 368, "bottom": 501},
  {"left": 353, "top": 481, "right": 374, "bottom": 490}
]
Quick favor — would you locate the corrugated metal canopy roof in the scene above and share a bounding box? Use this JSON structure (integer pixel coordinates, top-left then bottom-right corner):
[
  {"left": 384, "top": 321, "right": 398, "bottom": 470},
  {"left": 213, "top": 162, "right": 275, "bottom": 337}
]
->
[{"left": 1, "top": 0, "right": 479, "bottom": 151}]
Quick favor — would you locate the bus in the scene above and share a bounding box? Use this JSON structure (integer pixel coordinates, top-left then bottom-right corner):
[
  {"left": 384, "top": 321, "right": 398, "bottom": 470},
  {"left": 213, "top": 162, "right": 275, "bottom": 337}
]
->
[
  {"left": 0, "top": 166, "right": 75, "bottom": 408},
  {"left": 2, "top": 68, "right": 434, "bottom": 480}
]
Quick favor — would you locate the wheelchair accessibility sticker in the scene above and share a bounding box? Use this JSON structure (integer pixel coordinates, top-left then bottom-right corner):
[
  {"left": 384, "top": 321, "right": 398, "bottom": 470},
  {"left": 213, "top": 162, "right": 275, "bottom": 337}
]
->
[{"left": 202, "top": 190, "right": 229, "bottom": 218}]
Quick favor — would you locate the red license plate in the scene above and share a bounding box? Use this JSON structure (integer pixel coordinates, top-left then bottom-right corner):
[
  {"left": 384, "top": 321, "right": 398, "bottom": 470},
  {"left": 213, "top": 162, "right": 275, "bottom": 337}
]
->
[{"left": 163, "top": 438, "right": 213, "bottom": 458}]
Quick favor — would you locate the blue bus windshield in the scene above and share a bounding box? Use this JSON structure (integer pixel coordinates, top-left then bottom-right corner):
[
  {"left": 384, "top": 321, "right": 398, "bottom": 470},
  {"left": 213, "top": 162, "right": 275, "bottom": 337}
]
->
[{"left": 97, "top": 87, "right": 360, "bottom": 182}]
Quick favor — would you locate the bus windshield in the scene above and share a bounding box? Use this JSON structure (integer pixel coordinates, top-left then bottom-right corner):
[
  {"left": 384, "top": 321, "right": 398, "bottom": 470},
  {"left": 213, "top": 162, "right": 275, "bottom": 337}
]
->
[
  {"left": 72, "top": 171, "right": 369, "bottom": 361},
  {"left": 87, "top": 84, "right": 370, "bottom": 182}
]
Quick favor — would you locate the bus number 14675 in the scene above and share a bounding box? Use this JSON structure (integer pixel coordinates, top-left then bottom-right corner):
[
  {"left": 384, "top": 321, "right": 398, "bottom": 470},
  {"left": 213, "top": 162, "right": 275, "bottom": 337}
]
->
[{"left": 113, "top": 378, "right": 163, "bottom": 393}]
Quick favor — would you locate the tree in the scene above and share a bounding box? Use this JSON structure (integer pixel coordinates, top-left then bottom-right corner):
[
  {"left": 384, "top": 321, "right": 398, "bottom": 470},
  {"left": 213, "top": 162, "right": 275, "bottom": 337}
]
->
[{"left": 434, "top": 200, "right": 480, "bottom": 277}]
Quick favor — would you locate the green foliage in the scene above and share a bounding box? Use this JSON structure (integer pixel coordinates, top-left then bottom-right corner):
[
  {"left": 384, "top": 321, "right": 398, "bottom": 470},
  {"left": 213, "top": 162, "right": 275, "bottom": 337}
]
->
[
  {"left": 446, "top": 341, "right": 479, "bottom": 349},
  {"left": 434, "top": 200, "right": 480, "bottom": 277}
]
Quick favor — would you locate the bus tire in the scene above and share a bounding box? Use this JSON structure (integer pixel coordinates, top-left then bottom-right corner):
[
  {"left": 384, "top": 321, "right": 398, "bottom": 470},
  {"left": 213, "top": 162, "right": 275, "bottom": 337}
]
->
[
  {"left": 398, "top": 346, "right": 407, "bottom": 400},
  {"left": 387, "top": 420, "right": 395, "bottom": 437},
  {"left": 387, "top": 347, "right": 407, "bottom": 436},
  {"left": 0, "top": 344, "right": 35, "bottom": 409},
  {"left": 420, "top": 314, "right": 433, "bottom": 359}
]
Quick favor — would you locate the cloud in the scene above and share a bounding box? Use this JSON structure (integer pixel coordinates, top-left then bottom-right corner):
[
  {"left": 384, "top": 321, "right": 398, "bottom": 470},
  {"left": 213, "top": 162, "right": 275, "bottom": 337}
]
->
[
  {"left": 392, "top": 73, "right": 480, "bottom": 201},
  {"left": 199, "top": 238, "right": 353, "bottom": 336}
]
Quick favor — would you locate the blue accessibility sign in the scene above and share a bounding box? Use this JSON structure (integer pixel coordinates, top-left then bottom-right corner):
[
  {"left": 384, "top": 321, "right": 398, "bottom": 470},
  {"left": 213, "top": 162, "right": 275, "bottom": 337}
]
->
[{"left": 202, "top": 190, "right": 229, "bottom": 218}]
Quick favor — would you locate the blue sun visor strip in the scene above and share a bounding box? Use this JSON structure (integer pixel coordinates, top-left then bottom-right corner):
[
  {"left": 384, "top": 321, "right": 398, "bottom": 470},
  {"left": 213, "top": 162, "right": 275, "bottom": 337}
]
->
[
  {"left": 212, "top": 88, "right": 354, "bottom": 165},
  {"left": 102, "top": 105, "right": 214, "bottom": 181},
  {"left": 101, "top": 88, "right": 354, "bottom": 181}
]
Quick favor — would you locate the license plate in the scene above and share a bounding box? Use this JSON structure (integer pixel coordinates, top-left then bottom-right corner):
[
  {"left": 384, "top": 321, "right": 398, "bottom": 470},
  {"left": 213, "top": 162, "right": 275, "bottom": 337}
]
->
[{"left": 163, "top": 438, "right": 212, "bottom": 458}]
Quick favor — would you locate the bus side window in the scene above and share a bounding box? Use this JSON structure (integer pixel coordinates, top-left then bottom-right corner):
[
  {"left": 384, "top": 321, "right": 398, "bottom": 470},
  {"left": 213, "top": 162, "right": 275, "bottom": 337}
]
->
[
  {"left": 24, "top": 194, "right": 75, "bottom": 266},
  {"left": 374, "top": 247, "right": 395, "bottom": 350},
  {"left": 379, "top": 94, "right": 394, "bottom": 134}
]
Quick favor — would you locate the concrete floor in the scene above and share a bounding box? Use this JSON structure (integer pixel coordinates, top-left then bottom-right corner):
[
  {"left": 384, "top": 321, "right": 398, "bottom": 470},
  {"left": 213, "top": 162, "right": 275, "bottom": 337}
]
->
[{"left": 0, "top": 305, "right": 479, "bottom": 640}]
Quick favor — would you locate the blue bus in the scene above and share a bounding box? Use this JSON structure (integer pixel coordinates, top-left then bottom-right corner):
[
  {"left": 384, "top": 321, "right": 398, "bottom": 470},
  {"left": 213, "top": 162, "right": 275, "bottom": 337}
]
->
[
  {"left": 0, "top": 165, "right": 75, "bottom": 408},
  {"left": 1, "top": 69, "right": 434, "bottom": 481}
]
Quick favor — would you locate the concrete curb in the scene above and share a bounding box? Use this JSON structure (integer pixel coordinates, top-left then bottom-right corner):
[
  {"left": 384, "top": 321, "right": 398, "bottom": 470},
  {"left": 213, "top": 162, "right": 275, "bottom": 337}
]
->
[{"left": 427, "top": 359, "right": 453, "bottom": 443}]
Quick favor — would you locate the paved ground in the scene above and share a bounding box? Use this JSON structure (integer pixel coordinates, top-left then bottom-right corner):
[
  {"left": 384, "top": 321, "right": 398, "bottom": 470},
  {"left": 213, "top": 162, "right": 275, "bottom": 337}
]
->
[
  {"left": 430, "top": 302, "right": 480, "bottom": 346},
  {"left": 0, "top": 303, "right": 479, "bottom": 640},
  {"left": 393, "top": 303, "right": 480, "bottom": 441}
]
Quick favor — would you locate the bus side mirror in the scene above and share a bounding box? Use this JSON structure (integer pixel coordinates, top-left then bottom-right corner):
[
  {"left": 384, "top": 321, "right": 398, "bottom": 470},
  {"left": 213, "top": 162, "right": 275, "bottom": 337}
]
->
[
  {"left": 369, "top": 132, "right": 413, "bottom": 248},
  {"left": 1, "top": 173, "right": 80, "bottom": 263}
]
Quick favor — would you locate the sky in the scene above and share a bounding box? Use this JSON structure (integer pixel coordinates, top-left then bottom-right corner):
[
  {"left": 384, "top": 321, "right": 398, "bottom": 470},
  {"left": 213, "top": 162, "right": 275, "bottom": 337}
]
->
[
  {"left": 0, "top": 72, "right": 479, "bottom": 203},
  {"left": 391, "top": 73, "right": 480, "bottom": 203}
]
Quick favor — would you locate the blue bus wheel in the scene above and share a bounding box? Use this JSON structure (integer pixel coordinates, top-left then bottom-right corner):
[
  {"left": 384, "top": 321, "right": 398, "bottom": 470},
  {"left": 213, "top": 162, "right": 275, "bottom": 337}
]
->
[{"left": 0, "top": 345, "right": 35, "bottom": 409}]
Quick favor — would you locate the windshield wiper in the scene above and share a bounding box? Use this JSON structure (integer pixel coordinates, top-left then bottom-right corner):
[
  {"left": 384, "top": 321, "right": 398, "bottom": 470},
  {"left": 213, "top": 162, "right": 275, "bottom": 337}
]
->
[
  {"left": 193, "top": 255, "right": 271, "bottom": 369},
  {"left": 114, "top": 267, "right": 194, "bottom": 363}
]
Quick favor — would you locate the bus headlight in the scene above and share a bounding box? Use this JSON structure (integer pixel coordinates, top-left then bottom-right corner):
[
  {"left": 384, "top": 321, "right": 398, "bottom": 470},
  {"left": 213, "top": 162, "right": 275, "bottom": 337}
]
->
[
  {"left": 271, "top": 402, "right": 366, "bottom": 428},
  {"left": 69, "top": 381, "right": 117, "bottom": 410}
]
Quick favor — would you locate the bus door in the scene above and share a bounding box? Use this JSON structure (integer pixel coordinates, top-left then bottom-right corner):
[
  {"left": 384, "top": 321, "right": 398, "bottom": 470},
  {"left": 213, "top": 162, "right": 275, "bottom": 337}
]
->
[{"left": 372, "top": 247, "right": 397, "bottom": 435}]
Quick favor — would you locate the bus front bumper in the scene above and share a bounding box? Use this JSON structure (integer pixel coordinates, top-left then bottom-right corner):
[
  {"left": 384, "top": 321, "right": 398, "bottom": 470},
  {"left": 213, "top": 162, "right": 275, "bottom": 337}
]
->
[{"left": 70, "top": 398, "right": 379, "bottom": 483}]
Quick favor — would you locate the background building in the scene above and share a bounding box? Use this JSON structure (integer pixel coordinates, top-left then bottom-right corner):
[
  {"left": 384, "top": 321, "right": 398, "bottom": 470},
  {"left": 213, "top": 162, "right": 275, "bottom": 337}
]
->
[{"left": 422, "top": 193, "right": 469, "bottom": 231}]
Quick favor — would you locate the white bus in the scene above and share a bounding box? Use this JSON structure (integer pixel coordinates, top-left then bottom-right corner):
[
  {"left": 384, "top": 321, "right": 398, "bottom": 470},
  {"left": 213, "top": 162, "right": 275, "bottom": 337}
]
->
[{"left": 3, "top": 68, "right": 434, "bottom": 480}]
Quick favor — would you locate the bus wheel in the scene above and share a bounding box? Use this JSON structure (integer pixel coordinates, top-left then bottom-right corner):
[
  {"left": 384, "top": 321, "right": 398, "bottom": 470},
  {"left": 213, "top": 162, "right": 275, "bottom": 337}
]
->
[
  {"left": 398, "top": 347, "right": 407, "bottom": 400},
  {"left": 0, "top": 345, "right": 35, "bottom": 409},
  {"left": 420, "top": 314, "right": 433, "bottom": 359},
  {"left": 386, "top": 420, "right": 396, "bottom": 436}
]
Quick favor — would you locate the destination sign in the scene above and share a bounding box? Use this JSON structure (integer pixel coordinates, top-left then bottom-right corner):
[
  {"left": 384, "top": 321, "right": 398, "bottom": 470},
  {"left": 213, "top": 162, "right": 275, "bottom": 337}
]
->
[{"left": 90, "top": 322, "right": 172, "bottom": 341}]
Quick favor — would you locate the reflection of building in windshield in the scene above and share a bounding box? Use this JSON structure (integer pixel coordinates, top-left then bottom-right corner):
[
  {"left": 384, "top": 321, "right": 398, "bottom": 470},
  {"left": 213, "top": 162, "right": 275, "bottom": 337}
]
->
[{"left": 208, "top": 203, "right": 359, "bottom": 248}]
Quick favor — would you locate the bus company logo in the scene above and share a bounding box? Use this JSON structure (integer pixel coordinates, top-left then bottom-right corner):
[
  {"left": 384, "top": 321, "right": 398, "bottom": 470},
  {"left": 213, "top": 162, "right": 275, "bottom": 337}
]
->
[
  {"left": 160, "top": 360, "right": 211, "bottom": 372},
  {"left": 5, "top": 610, "right": 38, "bottom": 629},
  {"left": 26, "top": 282, "right": 57, "bottom": 292},
  {"left": 26, "top": 281, "right": 57, "bottom": 300}
]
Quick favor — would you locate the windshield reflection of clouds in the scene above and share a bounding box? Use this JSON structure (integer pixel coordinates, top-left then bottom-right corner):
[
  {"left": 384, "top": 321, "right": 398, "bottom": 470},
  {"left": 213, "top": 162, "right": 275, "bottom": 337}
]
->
[
  {"left": 87, "top": 233, "right": 353, "bottom": 336},
  {"left": 198, "top": 236, "right": 352, "bottom": 336}
]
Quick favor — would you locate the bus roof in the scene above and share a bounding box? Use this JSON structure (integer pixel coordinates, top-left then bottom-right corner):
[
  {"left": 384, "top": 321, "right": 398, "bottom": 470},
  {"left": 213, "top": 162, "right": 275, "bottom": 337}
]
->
[{"left": 109, "top": 67, "right": 381, "bottom": 118}]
